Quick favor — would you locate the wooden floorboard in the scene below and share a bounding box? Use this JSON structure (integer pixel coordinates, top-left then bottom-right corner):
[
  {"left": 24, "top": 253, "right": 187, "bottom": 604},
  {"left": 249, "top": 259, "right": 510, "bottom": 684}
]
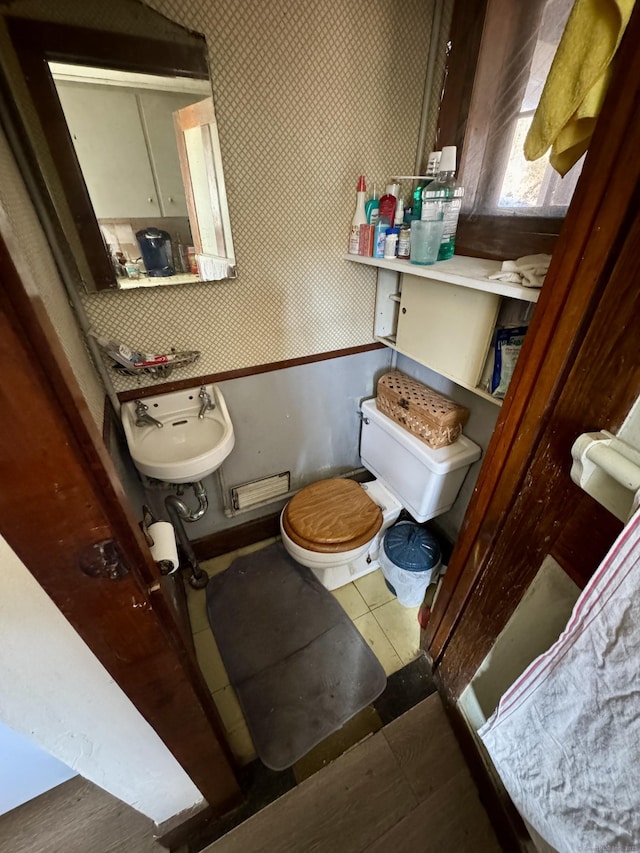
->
[
  {"left": 203, "top": 732, "right": 418, "bottom": 853},
  {"left": 203, "top": 694, "right": 503, "bottom": 853},
  {"left": 0, "top": 776, "right": 164, "bottom": 853},
  {"left": 363, "top": 770, "right": 503, "bottom": 852},
  {"left": 382, "top": 688, "right": 469, "bottom": 802}
]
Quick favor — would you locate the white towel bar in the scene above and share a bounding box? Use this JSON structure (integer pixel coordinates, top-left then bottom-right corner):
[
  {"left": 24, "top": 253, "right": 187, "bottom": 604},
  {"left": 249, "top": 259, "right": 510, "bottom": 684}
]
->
[{"left": 570, "top": 430, "right": 640, "bottom": 522}]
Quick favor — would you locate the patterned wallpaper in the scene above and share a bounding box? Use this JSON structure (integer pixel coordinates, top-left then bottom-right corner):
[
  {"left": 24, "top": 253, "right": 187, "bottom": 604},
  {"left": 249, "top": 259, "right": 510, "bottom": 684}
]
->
[{"left": 2, "top": 0, "right": 453, "bottom": 396}]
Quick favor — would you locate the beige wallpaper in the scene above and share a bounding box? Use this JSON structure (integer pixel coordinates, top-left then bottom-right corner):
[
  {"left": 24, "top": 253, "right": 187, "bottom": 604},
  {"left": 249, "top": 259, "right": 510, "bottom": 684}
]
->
[{"left": 2, "top": 0, "right": 453, "bottom": 396}]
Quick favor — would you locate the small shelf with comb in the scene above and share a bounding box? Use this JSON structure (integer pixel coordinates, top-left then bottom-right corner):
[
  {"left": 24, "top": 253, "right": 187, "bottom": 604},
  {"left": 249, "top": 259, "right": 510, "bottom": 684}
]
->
[{"left": 109, "top": 350, "right": 201, "bottom": 379}]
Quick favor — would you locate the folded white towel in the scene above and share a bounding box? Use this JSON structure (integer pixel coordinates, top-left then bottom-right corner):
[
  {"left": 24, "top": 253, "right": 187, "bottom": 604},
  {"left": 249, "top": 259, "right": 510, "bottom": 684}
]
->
[
  {"left": 196, "top": 253, "right": 234, "bottom": 281},
  {"left": 488, "top": 254, "right": 552, "bottom": 288}
]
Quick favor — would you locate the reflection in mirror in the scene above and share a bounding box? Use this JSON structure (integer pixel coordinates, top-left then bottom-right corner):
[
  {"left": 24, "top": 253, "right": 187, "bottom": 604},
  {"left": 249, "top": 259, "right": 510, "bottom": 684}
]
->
[
  {"left": 6, "top": 18, "right": 235, "bottom": 292},
  {"left": 51, "top": 64, "right": 212, "bottom": 288}
]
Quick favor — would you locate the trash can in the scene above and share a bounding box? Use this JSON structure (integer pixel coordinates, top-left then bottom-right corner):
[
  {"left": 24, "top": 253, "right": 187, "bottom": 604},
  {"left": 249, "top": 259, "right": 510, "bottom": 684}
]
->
[{"left": 379, "top": 521, "right": 441, "bottom": 608}]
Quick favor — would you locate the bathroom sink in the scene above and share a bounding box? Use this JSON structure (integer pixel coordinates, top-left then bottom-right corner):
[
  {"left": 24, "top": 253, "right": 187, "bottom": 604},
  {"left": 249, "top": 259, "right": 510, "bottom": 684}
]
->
[{"left": 121, "top": 384, "right": 235, "bottom": 484}]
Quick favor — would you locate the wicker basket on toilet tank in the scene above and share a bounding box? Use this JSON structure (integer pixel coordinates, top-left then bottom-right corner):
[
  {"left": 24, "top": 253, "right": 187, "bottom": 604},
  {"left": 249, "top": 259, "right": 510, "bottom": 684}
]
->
[{"left": 376, "top": 370, "right": 469, "bottom": 449}]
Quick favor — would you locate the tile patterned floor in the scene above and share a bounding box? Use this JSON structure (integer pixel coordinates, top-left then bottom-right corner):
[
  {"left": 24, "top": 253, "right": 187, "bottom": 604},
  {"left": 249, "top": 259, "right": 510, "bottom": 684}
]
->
[{"left": 187, "top": 538, "right": 423, "bottom": 767}]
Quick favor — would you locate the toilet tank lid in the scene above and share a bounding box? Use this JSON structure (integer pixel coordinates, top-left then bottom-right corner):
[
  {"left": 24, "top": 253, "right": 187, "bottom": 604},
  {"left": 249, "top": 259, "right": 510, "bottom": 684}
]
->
[{"left": 361, "top": 398, "right": 481, "bottom": 473}]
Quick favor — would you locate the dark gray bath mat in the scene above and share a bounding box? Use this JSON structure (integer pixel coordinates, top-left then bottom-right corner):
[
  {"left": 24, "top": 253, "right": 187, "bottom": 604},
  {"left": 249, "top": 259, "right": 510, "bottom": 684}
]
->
[{"left": 206, "top": 542, "right": 386, "bottom": 770}]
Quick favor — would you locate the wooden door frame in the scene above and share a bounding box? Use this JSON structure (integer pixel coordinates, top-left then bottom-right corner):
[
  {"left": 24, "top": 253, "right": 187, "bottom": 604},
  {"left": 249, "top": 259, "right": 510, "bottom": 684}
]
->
[
  {"left": 425, "top": 5, "right": 640, "bottom": 697},
  {"left": 0, "top": 207, "right": 242, "bottom": 818}
]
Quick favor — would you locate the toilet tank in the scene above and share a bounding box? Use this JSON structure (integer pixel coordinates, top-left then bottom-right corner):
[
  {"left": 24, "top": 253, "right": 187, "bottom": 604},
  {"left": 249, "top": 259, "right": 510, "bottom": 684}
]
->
[{"left": 359, "top": 398, "right": 481, "bottom": 523}]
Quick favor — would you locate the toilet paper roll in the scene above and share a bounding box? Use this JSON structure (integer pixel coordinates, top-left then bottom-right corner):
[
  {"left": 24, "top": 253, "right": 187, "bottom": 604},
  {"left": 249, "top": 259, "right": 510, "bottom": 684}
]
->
[{"left": 148, "top": 522, "right": 179, "bottom": 573}]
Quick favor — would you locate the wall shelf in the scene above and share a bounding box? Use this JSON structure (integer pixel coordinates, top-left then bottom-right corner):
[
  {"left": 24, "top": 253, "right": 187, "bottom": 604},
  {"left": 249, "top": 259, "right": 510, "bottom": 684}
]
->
[
  {"left": 376, "top": 335, "right": 501, "bottom": 406},
  {"left": 109, "top": 350, "right": 201, "bottom": 378},
  {"left": 344, "top": 253, "right": 541, "bottom": 304},
  {"left": 346, "top": 253, "right": 539, "bottom": 405}
]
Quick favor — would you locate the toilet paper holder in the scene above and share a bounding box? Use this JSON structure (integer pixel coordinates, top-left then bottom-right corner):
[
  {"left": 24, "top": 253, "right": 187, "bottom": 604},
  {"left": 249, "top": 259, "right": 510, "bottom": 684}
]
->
[{"left": 141, "top": 506, "right": 180, "bottom": 575}]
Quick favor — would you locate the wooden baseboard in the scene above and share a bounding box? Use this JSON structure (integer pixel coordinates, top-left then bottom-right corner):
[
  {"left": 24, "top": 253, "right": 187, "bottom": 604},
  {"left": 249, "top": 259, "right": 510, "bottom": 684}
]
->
[
  {"left": 192, "top": 512, "right": 281, "bottom": 561},
  {"left": 433, "top": 669, "right": 530, "bottom": 853}
]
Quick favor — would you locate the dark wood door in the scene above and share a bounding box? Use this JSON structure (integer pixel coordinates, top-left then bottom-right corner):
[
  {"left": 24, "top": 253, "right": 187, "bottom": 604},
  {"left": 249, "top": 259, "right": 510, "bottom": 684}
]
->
[
  {"left": 0, "top": 211, "right": 241, "bottom": 815},
  {"left": 426, "top": 6, "right": 640, "bottom": 701}
]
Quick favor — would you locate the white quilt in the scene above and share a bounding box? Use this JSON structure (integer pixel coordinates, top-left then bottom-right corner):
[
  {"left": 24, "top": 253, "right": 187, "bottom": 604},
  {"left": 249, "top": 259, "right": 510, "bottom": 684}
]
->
[{"left": 479, "top": 509, "right": 640, "bottom": 853}]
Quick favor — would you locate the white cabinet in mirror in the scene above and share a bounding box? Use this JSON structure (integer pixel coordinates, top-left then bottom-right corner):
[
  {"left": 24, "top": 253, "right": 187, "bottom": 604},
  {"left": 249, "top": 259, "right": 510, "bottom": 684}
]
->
[{"left": 49, "top": 63, "right": 235, "bottom": 290}]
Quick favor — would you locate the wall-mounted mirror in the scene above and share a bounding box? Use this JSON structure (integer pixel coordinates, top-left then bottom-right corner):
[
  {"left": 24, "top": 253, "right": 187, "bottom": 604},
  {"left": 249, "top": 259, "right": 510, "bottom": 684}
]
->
[{"left": 5, "top": 17, "right": 235, "bottom": 292}]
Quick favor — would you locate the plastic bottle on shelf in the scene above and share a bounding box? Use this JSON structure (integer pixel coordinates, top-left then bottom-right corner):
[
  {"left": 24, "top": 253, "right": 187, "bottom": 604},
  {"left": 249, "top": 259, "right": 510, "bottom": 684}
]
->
[
  {"left": 365, "top": 183, "right": 380, "bottom": 225},
  {"left": 426, "top": 146, "right": 464, "bottom": 261},
  {"left": 373, "top": 218, "right": 390, "bottom": 259},
  {"left": 409, "top": 183, "right": 424, "bottom": 222},
  {"left": 378, "top": 184, "right": 398, "bottom": 227},
  {"left": 348, "top": 175, "right": 368, "bottom": 255},
  {"left": 397, "top": 223, "right": 411, "bottom": 259},
  {"left": 383, "top": 227, "right": 399, "bottom": 259},
  {"left": 417, "top": 176, "right": 447, "bottom": 265},
  {"left": 426, "top": 150, "right": 442, "bottom": 179},
  {"left": 421, "top": 181, "right": 447, "bottom": 222},
  {"left": 410, "top": 151, "right": 441, "bottom": 221},
  {"left": 394, "top": 196, "right": 405, "bottom": 227}
]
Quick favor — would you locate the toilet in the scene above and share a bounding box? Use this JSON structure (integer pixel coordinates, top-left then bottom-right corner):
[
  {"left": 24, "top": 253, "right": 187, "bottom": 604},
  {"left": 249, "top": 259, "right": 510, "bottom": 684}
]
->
[{"left": 280, "top": 397, "right": 481, "bottom": 590}]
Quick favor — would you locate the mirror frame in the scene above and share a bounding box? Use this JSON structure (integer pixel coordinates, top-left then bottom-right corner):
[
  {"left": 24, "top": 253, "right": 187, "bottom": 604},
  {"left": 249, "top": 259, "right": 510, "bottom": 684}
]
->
[{"left": 6, "top": 17, "right": 211, "bottom": 291}]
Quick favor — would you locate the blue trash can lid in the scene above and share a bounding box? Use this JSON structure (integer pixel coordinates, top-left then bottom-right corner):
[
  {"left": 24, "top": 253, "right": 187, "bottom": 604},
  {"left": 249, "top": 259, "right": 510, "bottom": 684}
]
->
[{"left": 383, "top": 521, "right": 441, "bottom": 573}]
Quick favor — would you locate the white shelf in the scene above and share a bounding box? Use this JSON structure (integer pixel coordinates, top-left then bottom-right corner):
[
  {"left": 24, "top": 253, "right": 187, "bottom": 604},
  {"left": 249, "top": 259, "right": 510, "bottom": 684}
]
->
[
  {"left": 353, "top": 251, "right": 536, "bottom": 407},
  {"left": 344, "top": 253, "right": 540, "bottom": 303}
]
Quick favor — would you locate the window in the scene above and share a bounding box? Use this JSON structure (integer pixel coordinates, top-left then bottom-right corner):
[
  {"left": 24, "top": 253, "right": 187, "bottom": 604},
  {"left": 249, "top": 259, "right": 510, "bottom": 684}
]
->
[
  {"left": 438, "top": 0, "right": 584, "bottom": 257},
  {"left": 494, "top": 0, "right": 583, "bottom": 212}
]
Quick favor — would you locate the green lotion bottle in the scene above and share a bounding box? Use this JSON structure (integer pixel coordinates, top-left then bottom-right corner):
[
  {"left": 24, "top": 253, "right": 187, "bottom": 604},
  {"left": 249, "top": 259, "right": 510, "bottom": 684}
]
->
[{"left": 365, "top": 183, "right": 380, "bottom": 225}]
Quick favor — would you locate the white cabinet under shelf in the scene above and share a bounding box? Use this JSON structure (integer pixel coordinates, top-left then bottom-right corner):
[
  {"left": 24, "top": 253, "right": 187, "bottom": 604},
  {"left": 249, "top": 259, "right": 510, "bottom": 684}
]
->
[
  {"left": 345, "top": 254, "right": 540, "bottom": 405},
  {"left": 397, "top": 274, "right": 501, "bottom": 388}
]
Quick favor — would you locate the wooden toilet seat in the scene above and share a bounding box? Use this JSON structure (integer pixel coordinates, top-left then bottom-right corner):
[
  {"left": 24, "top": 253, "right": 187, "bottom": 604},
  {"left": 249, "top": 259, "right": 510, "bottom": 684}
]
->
[{"left": 282, "top": 478, "right": 383, "bottom": 554}]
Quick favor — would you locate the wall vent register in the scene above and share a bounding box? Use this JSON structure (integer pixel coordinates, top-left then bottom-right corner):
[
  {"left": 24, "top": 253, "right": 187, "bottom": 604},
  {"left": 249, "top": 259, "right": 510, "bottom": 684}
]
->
[{"left": 231, "top": 472, "right": 291, "bottom": 511}]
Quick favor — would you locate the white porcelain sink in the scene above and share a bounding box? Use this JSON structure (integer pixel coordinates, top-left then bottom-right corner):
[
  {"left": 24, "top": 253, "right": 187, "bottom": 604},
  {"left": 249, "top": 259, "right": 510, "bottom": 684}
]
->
[{"left": 121, "top": 384, "right": 235, "bottom": 484}]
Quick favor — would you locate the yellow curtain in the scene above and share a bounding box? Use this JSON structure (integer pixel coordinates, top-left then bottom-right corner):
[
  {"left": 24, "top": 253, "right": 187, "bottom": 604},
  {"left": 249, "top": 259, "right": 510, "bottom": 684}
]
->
[{"left": 524, "top": 0, "right": 636, "bottom": 177}]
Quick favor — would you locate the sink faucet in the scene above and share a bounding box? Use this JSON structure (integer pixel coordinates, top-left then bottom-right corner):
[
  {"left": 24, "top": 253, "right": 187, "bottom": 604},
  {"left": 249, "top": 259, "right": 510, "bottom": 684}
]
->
[
  {"left": 134, "top": 400, "right": 163, "bottom": 428},
  {"left": 198, "top": 386, "right": 216, "bottom": 419}
]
